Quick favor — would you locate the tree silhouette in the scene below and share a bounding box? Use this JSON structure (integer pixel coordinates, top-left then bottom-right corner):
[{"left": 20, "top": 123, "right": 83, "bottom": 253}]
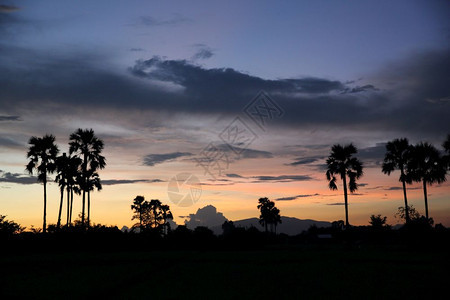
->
[
  {"left": 131, "top": 197, "right": 172, "bottom": 234},
  {"left": 408, "top": 142, "right": 447, "bottom": 219},
  {"left": 382, "top": 138, "right": 412, "bottom": 223},
  {"left": 26, "top": 134, "right": 59, "bottom": 233},
  {"left": 0, "top": 215, "right": 25, "bottom": 236},
  {"left": 55, "top": 153, "right": 70, "bottom": 228},
  {"left": 131, "top": 195, "right": 146, "bottom": 230},
  {"left": 257, "top": 197, "right": 281, "bottom": 234},
  {"left": 326, "top": 144, "right": 363, "bottom": 228},
  {"left": 69, "top": 128, "right": 106, "bottom": 227},
  {"left": 443, "top": 134, "right": 450, "bottom": 170},
  {"left": 66, "top": 155, "right": 82, "bottom": 225},
  {"left": 160, "top": 204, "right": 173, "bottom": 236},
  {"left": 369, "top": 214, "right": 389, "bottom": 229},
  {"left": 86, "top": 169, "right": 102, "bottom": 225}
]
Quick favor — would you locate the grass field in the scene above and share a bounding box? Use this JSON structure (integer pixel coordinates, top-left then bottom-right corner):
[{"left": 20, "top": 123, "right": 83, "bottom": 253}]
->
[{"left": 1, "top": 245, "right": 448, "bottom": 299}]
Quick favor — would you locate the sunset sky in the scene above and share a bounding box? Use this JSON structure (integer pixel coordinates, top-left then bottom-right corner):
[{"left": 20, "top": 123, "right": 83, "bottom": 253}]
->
[{"left": 1, "top": 0, "right": 450, "bottom": 229}]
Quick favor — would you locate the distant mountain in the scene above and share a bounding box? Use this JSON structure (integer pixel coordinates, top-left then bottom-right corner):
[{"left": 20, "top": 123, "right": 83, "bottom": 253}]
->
[{"left": 210, "top": 216, "right": 331, "bottom": 236}]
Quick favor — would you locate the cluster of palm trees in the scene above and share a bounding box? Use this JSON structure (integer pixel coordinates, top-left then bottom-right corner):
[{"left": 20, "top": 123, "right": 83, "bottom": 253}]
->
[
  {"left": 26, "top": 129, "right": 105, "bottom": 233},
  {"left": 131, "top": 196, "right": 173, "bottom": 235},
  {"left": 257, "top": 197, "right": 282, "bottom": 234},
  {"left": 326, "top": 135, "right": 450, "bottom": 228}
]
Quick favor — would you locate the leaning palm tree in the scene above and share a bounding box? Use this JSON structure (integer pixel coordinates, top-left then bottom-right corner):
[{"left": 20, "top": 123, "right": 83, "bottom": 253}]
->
[
  {"left": 408, "top": 142, "right": 447, "bottom": 219},
  {"left": 69, "top": 129, "right": 106, "bottom": 227},
  {"left": 382, "top": 138, "right": 412, "bottom": 223},
  {"left": 326, "top": 144, "right": 363, "bottom": 228},
  {"left": 26, "top": 134, "right": 59, "bottom": 233}
]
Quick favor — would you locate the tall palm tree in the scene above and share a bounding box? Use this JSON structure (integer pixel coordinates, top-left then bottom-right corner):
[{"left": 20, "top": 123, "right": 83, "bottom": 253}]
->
[
  {"left": 326, "top": 144, "right": 363, "bottom": 228},
  {"left": 26, "top": 134, "right": 59, "bottom": 233},
  {"left": 55, "top": 153, "right": 70, "bottom": 228},
  {"left": 382, "top": 138, "right": 412, "bottom": 223},
  {"left": 408, "top": 142, "right": 447, "bottom": 219},
  {"left": 69, "top": 129, "right": 106, "bottom": 227}
]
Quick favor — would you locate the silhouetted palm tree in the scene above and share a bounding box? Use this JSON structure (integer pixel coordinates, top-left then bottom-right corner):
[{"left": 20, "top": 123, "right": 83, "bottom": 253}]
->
[
  {"left": 66, "top": 155, "right": 82, "bottom": 225},
  {"left": 69, "top": 129, "right": 106, "bottom": 227},
  {"left": 26, "top": 134, "right": 59, "bottom": 233},
  {"left": 326, "top": 144, "right": 363, "bottom": 228},
  {"left": 86, "top": 170, "right": 102, "bottom": 225},
  {"left": 408, "top": 142, "right": 447, "bottom": 219},
  {"left": 382, "top": 138, "right": 412, "bottom": 223},
  {"left": 55, "top": 153, "right": 70, "bottom": 228},
  {"left": 257, "top": 197, "right": 281, "bottom": 234}
]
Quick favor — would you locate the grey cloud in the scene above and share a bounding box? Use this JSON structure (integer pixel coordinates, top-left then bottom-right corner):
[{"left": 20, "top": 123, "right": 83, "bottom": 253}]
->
[
  {"left": 326, "top": 202, "right": 345, "bottom": 206},
  {"left": 1, "top": 45, "right": 449, "bottom": 139},
  {"left": 0, "top": 115, "right": 20, "bottom": 121},
  {"left": 101, "top": 179, "right": 163, "bottom": 185},
  {"left": 288, "top": 157, "right": 322, "bottom": 166},
  {"left": 226, "top": 173, "right": 244, "bottom": 178},
  {"left": 143, "top": 152, "right": 193, "bottom": 166},
  {"left": 138, "top": 14, "right": 190, "bottom": 26},
  {"left": 0, "top": 5, "right": 19, "bottom": 12},
  {"left": 276, "top": 193, "right": 320, "bottom": 201},
  {"left": 252, "top": 175, "right": 313, "bottom": 182},
  {"left": 0, "top": 171, "right": 37, "bottom": 185},
  {"left": 192, "top": 48, "right": 214, "bottom": 60},
  {"left": 184, "top": 205, "right": 228, "bottom": 229}
]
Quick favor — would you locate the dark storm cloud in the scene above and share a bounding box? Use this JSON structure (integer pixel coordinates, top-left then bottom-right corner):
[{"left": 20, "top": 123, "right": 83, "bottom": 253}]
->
[
  {"left": 101, "top": 179, "right": 163, "bottom": 185},
  {"left": 143, "top": 152, "right": 193, "bottom": 166},
  {"left": 1, "top": 44, "right": 449, "bottom": 138},
  {"left": 252, "top": 175, "right": 313, "bottom": 182},
  {"left": 0, "top": 171, "right": 37, "bottom": 185}
]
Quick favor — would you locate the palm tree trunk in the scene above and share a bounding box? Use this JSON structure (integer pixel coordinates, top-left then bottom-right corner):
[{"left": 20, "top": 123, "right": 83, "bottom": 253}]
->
[
  {"left": 70, "top": 188, "right": 74, "bottom": 224},
  {"left": 66, "top": 187, "right": 70, "bottom": 226},
  {"left": 57, "top": 187, "right": 64, "bottom": 228},
  {"left": 401, "top": 174, "right": 410, "bottom": 223},
  {"left": 342, "top": 174, "right": 349, "bottom": 228},
  {"left": 82, "top": 190, "right": 86, "bottom": 226},
  {"left": 87, "top": 191, "right": 91, "bottom": 227},
  {"left": 43, "top": 178, "right": 47, "bottom": 234},
  {"left": 423, "top": 180, "right": 429, "bottom": 219}
]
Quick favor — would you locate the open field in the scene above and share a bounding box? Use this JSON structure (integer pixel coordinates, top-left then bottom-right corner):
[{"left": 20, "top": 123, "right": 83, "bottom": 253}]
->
[{"left": 1, "top": 244, "right": 448, "bottom": 299}]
